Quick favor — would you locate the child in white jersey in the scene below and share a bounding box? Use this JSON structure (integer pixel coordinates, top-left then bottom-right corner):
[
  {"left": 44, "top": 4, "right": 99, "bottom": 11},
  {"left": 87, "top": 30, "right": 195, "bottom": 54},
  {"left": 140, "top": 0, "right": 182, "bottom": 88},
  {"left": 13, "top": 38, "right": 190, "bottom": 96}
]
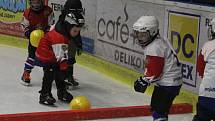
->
[
  {"left": 192, "top": 18, "right": 215, "bottom": 121},
  {"left": 133, "top": 16, "right": 183, "bottom": 121}
]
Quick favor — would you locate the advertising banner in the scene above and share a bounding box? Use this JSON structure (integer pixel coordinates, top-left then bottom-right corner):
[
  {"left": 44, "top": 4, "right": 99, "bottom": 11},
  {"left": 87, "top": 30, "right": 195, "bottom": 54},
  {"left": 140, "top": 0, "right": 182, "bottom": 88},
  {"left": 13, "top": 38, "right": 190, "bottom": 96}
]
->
[
  {"left": 46, "top": 0, "right": 215, "bottom": 93},
  {"left": 167, "top": 11, "right": 200, "bottom": 88},
  {"left": 0, "top": 0, "right": 28, "bottom": 37},
  {"left": 96, "top": 0, "right": 165, "bottom": 72},
  {"left": 164, "top": 5, "right": 215, "bottom": 92}
]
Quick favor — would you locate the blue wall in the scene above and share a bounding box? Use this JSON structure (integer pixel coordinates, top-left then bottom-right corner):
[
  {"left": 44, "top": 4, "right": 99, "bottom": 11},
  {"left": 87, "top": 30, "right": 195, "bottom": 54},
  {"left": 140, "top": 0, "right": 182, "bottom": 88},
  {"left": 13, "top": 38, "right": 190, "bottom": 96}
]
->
[{"left": 82, "top": 37, "right": 94, "bottom": 54}]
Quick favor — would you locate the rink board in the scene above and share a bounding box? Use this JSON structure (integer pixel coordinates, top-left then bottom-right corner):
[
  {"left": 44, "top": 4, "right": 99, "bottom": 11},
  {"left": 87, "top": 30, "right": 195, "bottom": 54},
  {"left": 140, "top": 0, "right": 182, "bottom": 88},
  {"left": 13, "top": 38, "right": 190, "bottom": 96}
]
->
[{"left": 0, "top": 103, "right": 192, "bottom": 121}]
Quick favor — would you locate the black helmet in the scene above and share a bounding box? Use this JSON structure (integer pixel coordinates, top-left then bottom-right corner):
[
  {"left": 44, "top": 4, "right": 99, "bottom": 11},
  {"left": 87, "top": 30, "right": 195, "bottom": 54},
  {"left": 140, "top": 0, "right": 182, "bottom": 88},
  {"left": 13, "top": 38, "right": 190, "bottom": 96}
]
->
[
  {"left": 55, "top": 0, "right": 85, "bottom": 38},
  {"left": 64, "top": 11, "right": 85, "bottom": 27},
  {"left": 55, "top": 12, "right": 84, "bottom": 38},
  {"left": 60, "top": 0, "right": 85, "bottom": 27},
  {"left": 63, "top": 0, "right": 83, "bottom": 13},
  {"left": 29, "top": 0, "right": 44, "bottom": 12}
]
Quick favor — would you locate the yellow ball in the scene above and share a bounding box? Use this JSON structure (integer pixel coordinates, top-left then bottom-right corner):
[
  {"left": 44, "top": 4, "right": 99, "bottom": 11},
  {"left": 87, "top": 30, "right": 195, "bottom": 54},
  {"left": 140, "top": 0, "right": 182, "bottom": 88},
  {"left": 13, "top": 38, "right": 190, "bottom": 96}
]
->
[
  {"left": 30, "top": 30, "right": 44, "bottom": 47},
  {"left": 70, "top": 96, "right": 91, "bottom": 110}
]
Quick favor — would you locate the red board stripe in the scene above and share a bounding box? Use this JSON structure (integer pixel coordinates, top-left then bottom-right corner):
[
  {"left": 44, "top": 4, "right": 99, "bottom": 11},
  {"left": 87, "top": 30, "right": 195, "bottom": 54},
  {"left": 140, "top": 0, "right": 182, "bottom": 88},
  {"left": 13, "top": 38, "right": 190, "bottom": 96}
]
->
[{"left": 0, "top": 103, "right": 192, "bottom": 121}]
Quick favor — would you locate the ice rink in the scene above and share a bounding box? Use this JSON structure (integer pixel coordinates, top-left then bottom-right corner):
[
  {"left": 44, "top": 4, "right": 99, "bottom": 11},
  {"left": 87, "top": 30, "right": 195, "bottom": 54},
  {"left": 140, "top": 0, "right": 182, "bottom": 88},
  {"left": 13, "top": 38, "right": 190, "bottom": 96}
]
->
[{"left": 0, "top": 45, "right": 194, "bottom": 120}]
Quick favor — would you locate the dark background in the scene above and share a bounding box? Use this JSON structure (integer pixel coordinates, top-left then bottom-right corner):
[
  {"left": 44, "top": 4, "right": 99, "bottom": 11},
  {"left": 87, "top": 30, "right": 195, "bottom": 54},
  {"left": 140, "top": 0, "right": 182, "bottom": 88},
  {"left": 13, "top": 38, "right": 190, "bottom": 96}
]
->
[{"left": 166, "top": 0, "right": 215, "bottom": 6}]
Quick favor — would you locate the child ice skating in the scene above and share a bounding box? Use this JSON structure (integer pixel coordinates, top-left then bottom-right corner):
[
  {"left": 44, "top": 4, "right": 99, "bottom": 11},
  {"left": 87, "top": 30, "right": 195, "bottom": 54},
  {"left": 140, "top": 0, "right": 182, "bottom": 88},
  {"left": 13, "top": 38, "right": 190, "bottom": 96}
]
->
[
  {"left": 192, "top": 18, "right": 215, "bottom": 121},
  {"left": 35, "top": 7, "right": 85, "bottom": 105},
  {"left": 133, "top": 16, "right": 183, "bottom": 121},
  {"left": 21, "top": 0, "right": 54, "bottom": 86},
  {"left": 60, "top": 0, "right": 85, "bottom": 88}
]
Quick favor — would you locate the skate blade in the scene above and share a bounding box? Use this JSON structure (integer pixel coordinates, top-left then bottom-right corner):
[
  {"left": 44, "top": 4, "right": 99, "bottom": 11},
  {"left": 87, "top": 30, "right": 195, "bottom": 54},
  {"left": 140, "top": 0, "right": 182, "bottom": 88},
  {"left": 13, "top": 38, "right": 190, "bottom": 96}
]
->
[
  {"left": 58, "top": 98, "right": 71, "bottom": 103},
  {"left": 65, "top": 82, "right": 80, "bottom": 87},
  {"left": 67, "top": 85, "right": 80, "bottom": 90},
  {"left": 20, "top": 81, "right": 31, "bottom": 86},
  {"left": 39, "top": 101, "right": 57, "bottom": 107}
]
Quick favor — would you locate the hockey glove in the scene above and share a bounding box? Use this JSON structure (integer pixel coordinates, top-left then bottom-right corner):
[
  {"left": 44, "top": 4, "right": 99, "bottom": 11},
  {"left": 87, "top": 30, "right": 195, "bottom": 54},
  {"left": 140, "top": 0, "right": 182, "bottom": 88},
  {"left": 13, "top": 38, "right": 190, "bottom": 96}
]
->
[
  {"left": 134, "top": 76, "right": 150, "bottom": 93},
  {"left": 25, "top": 30, "right": 31, "bottom": 39},
  {"left": 74, "top": 33, "right": 83, "bottom": 56},
  {"left": 59, "top": 59, "right": 69, "bottom": 71},
  {"left": 77, "top": 48, "right": 83, "bottom": 56},
  {"left": 68, "top": 58, "right": 76, "bottom": 65}
]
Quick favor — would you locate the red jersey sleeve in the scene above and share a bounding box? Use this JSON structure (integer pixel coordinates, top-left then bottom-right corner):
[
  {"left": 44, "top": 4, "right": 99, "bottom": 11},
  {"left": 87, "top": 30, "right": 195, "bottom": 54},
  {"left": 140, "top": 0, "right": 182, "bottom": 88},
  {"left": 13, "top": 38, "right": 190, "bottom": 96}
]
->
[
  {"left": 144, "top": 55, "right": 165, "bottom": 79},
  {"left": 23, "top": 9, "right": 30, "bottom": 20},
  {"left": 197, "top": 51, "right": 206, "bottom": 78}
]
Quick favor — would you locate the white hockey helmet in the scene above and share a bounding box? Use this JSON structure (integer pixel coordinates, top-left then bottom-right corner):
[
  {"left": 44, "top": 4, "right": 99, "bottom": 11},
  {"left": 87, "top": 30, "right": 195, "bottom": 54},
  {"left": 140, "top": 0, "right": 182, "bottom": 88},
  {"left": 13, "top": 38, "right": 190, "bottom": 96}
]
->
[
  {"left": 133, "top": 16, "right": 159, "bottom": 47},
  {"left": 208, "top": 18, "right": 215, "bottom": 40}
]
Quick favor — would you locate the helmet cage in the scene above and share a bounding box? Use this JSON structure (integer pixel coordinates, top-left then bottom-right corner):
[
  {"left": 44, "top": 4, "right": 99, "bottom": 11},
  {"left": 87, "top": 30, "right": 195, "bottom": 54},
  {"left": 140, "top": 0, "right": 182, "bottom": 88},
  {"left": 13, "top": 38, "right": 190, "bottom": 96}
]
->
[{"left": 29, "top": 0, "right": 44, "bottom": 11}]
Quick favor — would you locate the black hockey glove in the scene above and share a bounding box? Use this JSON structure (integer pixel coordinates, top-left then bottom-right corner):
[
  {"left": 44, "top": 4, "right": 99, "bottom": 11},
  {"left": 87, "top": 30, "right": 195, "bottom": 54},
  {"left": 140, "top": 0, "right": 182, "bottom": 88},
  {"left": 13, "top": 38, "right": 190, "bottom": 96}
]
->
[
  {"left": 75, "top": 33, "right": 83, "bottom": 56},
  {"left": 134, "top": 76, "right": 150, "bottom": 93},
  {"left": 68, "top": 58, "right": 76, "bottom": 65},
  {"left": 77, "top": 48, "right": 83, "bottom": 56},
  {"left": 24, "top": 30, "right": 31, "bottom": 39}
]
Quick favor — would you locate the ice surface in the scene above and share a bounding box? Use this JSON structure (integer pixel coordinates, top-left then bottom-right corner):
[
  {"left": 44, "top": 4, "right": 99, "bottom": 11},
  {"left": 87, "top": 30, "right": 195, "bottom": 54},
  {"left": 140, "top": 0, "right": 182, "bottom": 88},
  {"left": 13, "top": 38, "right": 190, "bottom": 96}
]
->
[
  {"left": 0, "top": 45, "right": 194, "bottom": 120},
  {"left": 93, "top": 114, "right": 193, "bottom": 121},
  {"left": 0, "top": 45, "right": 150, "bottom": 114}
]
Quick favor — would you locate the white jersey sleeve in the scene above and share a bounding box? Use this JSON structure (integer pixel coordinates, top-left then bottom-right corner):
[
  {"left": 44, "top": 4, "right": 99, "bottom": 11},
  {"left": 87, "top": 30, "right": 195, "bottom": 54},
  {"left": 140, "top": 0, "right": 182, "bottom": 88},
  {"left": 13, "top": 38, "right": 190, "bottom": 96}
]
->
[
  {"left": 48, "top": 12, "right": 55, "bottom": 26},
  {"left": 144, "top": 40, "right": 165, "bottom": 57},
  {"left": 144, "top": 37, "right": 182, "bottom": 87},
  {"left": 201, "top": 40, "right": 215, "bottom": 61}
]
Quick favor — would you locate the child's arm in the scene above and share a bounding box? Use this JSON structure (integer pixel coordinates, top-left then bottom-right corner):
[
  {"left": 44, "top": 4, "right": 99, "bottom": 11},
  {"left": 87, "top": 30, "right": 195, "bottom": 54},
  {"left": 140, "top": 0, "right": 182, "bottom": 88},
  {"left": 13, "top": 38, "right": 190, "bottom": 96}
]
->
[
  {"left": 52, "top": 44, "right": 68, "bottom": 62},
  {"left": 20, "top": 10, "right": 31, "bottom": 38},
  {"left": 134, "top": 55, "right": 164, "bottom": 93},
  {"left": 52, "top": 44, "right": 69, "bottom": 70},
  {"left": 144, "top": 55, "right": 165, "bottom": 81},
  {"left": 74, "top": 33, "right": 83, "bottom": 56},
  {"left": 48, "top": 12, "right": 55, "bottom": 26},
  {"left": 197, "top": 50, "right": 206, "bottom": 78},
  {"left": 47, "top": 10, "right": 55, "bottom": 31}
]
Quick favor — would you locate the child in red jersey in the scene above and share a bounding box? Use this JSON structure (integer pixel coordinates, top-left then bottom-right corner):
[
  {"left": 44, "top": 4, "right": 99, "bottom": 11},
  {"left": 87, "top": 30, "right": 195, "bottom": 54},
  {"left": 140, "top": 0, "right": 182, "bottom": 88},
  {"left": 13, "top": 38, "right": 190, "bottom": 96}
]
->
[
  {"left": 20, "top": 0, "right": 54, "bottom": 86},
  {"left": 36, "top": 3, "right": 85, "bottom": 105}
]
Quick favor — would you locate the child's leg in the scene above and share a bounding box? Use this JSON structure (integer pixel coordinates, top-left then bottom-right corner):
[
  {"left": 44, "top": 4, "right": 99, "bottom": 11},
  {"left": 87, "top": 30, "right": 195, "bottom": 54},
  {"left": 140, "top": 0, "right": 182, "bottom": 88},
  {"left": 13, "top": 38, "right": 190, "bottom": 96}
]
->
[
  {"left": 55, "top": 69, "right": 67, "bottom": 91},
  {"left": 41, "top": 67, "right": 54, "bottom": 93},
  {"left": 55, "top": 69, "right": 73, "bottom": 102},
  {"left": 25, "top": 42, "right": 37, "bottom": 72},
  {"left": 150, "top": 86, "right": 178, "bottom": 121},
  {"left": 66, "top": 65, "right": 79, "bottom": 86},
  {"left": 21, "top": 42, "right": 37, "bottom": 85},
  {"left": 193, "top": 101, "right": 215, "bottom": 121},
  {"left": 39, "top": 67, "right": 56, "bottom": 105}
]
